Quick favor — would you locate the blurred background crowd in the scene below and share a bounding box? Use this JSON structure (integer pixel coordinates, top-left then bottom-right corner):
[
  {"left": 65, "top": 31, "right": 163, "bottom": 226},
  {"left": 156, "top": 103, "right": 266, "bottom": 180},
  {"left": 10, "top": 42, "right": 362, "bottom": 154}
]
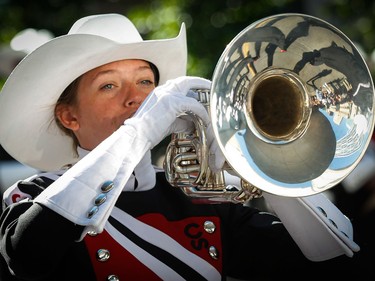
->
[{"left": 0, "top": 0, "right": 374, "bottom": 278}]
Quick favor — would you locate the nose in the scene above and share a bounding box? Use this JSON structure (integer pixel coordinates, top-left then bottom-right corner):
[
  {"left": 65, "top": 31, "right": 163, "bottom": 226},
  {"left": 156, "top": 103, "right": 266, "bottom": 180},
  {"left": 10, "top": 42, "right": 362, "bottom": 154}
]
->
[{"left": 123, "top": 88, "right": 145, "bottom": 108}]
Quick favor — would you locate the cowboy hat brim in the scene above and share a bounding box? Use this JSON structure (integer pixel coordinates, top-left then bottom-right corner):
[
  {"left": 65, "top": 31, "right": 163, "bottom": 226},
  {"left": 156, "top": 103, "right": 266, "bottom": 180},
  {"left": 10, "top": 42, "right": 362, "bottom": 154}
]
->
[{"left": 0, "top": 25, "right": 187, "bottom": 171}]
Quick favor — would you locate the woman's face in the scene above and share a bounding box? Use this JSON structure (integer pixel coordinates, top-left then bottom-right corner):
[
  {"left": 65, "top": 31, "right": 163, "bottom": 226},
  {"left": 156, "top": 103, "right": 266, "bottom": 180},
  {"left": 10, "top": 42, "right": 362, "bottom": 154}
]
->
[{"left": 57, "top": 59, "right": 156, "bottom": 150}]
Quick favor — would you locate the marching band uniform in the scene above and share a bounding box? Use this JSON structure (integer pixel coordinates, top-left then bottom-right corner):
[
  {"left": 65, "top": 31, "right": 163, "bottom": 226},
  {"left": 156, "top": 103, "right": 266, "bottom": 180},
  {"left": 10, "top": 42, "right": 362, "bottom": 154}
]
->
[
  {"left": 0, "top": 147, "right": 359, "bottom": 280},
  {"left": 0, "top": 13, "right": 361, "bottom": 281}
]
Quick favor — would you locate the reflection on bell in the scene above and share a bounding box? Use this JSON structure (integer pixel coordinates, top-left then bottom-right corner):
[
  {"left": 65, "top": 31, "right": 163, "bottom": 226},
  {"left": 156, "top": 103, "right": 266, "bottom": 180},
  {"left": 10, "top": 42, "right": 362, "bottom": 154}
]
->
[
  {"left": 246, "top": 110, "right": 336, "bottom": 183},
  {"left": 211, "top": 13, "right": 375, "bottom": 198},
  {"left": 165, "top": 13, "right": 375, "bottom": 202}
]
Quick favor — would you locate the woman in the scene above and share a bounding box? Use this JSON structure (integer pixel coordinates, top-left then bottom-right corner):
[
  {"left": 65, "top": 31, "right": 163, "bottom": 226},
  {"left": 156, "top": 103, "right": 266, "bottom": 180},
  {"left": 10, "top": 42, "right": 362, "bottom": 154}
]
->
[{"left": 0, "top": 13, "right": 360, "bottom": 281}]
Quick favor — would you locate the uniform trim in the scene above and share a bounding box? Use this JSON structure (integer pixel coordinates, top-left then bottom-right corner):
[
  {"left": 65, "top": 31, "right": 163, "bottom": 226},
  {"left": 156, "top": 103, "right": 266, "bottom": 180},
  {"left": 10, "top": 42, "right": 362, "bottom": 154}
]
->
[{"left": 107, "top": 206, "right": 221, "bottom": 280}]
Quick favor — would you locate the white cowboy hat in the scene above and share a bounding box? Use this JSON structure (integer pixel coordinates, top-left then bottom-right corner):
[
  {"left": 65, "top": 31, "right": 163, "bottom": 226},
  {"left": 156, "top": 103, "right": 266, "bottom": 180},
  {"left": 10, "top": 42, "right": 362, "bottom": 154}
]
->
[{"left": 0, "top": 13, "right": 187, "bottom": 171}]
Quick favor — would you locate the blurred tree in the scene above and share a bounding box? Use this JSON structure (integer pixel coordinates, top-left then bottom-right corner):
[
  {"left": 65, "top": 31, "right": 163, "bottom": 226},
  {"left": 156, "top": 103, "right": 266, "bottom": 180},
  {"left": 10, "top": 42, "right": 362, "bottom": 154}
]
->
[
  {"left": 307, "top": 0, "right": 375, "bottom": 76},
  {"left": 0, "top": 0, "right": 374, "bottom": 81},
  {"left": 321, "top": 0, "right": 375, "bottom": 55},
  {"left": 127, "top": 0, "right": 306, "bottom": 78}
]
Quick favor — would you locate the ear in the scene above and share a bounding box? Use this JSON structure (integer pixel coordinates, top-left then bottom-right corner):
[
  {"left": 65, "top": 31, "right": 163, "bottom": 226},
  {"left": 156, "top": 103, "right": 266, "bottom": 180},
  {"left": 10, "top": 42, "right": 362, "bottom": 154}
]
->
[{"left": 55, "top": 104, "right": 79, "bottom": 131}]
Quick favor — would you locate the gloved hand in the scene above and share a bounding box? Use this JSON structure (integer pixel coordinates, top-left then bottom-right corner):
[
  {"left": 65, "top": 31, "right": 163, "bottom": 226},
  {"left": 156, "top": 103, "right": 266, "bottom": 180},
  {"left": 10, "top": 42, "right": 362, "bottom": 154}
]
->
[
  {"left": 263, "top": 192, "right": 360, "bottom": 261},
  {"left": 125, "top": 76, "right": 225, "bottom": 172},
  {"left": 34, "top": 76, "right": 226, "bottom": 234}
]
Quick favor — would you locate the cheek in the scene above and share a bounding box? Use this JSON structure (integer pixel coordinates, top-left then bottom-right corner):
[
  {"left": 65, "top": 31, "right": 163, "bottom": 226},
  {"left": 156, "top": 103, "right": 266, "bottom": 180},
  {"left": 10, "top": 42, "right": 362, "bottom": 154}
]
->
[
  {"left": 76, "top": 96, "right": 132, "bottom": 132},
  {"left": 88, "top": 105, "right": 124, "bottom": 130},
  {"left": 79, "top": 111, "right": 117, "bottom": 142},
  {"left": 76, "top": 103, "right": 106, "bottom": 129}
]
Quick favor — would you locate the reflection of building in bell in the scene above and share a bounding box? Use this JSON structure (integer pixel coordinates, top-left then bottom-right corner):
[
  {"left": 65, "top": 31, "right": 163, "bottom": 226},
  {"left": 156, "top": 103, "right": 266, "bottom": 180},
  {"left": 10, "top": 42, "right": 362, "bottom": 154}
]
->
[
  {"left": 336, "top": 125, "right": 361, "bottom": 157},
  {"left": 327, "top": 78, "right": 352, "bottom": 95},
  {"left": 323, "top": 77, "right": 352, "bottom": 98},
  {"left": 342, "top": 79, "right": 351, "bottom": 91},
  {"left": 317, "top": 77, "right": 356, "bottom": 125},
  {"left": 336, "top": 111, "right": 368, "bottom": 157},
  {"left": 331, "top": 102, "right": 353, "bottom": 125}
]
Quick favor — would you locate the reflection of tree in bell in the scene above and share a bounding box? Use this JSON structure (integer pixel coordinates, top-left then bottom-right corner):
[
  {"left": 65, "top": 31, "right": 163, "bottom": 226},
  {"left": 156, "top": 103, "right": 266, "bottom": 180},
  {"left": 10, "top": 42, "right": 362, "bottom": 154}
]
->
[
  {"left": 249, "top": 15, "right": 356, "bottom": 67},
  {"left": 238, "top": 25, "right": 287, "bottom": 56},
  {"left": 283, "top": 18, "right": 352, "bottom": 49},
  {"left": 293, "top": 42, "right": 372, "bottom": 112},
  {"left": 226, "top": 25, "right": 287, "bottom": 71},
  {"left": 294, "top": 42, "right": 367, "bottom": 85}
]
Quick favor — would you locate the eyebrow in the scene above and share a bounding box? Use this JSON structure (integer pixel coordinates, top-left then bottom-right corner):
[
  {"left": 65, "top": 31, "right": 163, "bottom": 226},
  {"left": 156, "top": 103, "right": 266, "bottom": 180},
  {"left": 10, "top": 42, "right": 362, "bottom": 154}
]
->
[{"left": 92, "top": 64, "right": 152, "bottom": 81}]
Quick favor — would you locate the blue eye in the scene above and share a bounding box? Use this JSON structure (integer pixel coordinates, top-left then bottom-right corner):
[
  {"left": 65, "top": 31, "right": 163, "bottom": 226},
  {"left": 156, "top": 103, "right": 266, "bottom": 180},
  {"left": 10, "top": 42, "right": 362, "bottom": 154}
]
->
[
  {"left": 101, "top": 84, "right": 114, "bottom": 90},
  {"left": 140, "top": 80, "right": 154, "bottom": 86}
]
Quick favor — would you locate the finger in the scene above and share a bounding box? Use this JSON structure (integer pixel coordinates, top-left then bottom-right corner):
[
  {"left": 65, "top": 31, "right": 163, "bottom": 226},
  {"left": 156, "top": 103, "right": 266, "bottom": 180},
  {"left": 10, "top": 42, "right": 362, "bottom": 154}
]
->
[
  {"left": 168, "top": 117, "right": 195, "bottom": 134},
  {"left": 132, "top": 90, "right": 157, "bottom": 118},
  {"left": 176, "top": 76, "right": 211, "bottom": 94},
  {"left": 186, "top": 90, "right": 199, "bottom": 100},
  {"left": 177, "top": 96, "right": 210, "bottom": 126}
]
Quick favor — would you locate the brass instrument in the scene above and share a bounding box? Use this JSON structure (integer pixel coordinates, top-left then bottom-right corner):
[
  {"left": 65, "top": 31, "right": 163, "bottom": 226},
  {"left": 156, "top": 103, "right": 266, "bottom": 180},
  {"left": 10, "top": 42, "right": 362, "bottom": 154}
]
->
[{"left": 164, "top": 13, "right": 375, "bottom": 203}]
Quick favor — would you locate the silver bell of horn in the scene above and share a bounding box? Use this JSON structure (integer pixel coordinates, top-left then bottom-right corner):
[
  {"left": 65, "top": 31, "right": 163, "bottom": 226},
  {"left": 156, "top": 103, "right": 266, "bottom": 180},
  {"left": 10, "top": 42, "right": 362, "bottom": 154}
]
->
[{"left": 164, "top": 13, "right": 375, "bottom": 203}]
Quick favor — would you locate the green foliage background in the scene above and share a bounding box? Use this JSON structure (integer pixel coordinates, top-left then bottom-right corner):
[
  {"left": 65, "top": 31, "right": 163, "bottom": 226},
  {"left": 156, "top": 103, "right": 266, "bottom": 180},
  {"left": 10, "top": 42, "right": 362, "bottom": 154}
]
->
[{"left": 0, "top": 0, "right": 374, "bottom": 85}]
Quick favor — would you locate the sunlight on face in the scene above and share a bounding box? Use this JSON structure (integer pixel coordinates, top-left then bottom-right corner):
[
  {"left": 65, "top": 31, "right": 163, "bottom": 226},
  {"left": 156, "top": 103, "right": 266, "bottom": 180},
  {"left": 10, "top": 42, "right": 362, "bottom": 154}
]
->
[{"left": 69, "top": 59, "right": 156, "bottom": 150}]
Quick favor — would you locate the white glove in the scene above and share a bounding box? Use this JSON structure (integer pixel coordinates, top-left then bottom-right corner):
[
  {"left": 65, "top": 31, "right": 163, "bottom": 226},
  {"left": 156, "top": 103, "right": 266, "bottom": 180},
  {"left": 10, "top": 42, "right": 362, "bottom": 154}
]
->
[
  {"left": 125, "top": 76, "right": 211, "bottom": 148},
  {"left": 34, "top": 76, "right": 225, "bottom": 235},
  {"left": 263, "top": 192, "right": 360, "bottom": 261},
  {"left": 125, "top": 76, "right": 225, "bottom": 172}
]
